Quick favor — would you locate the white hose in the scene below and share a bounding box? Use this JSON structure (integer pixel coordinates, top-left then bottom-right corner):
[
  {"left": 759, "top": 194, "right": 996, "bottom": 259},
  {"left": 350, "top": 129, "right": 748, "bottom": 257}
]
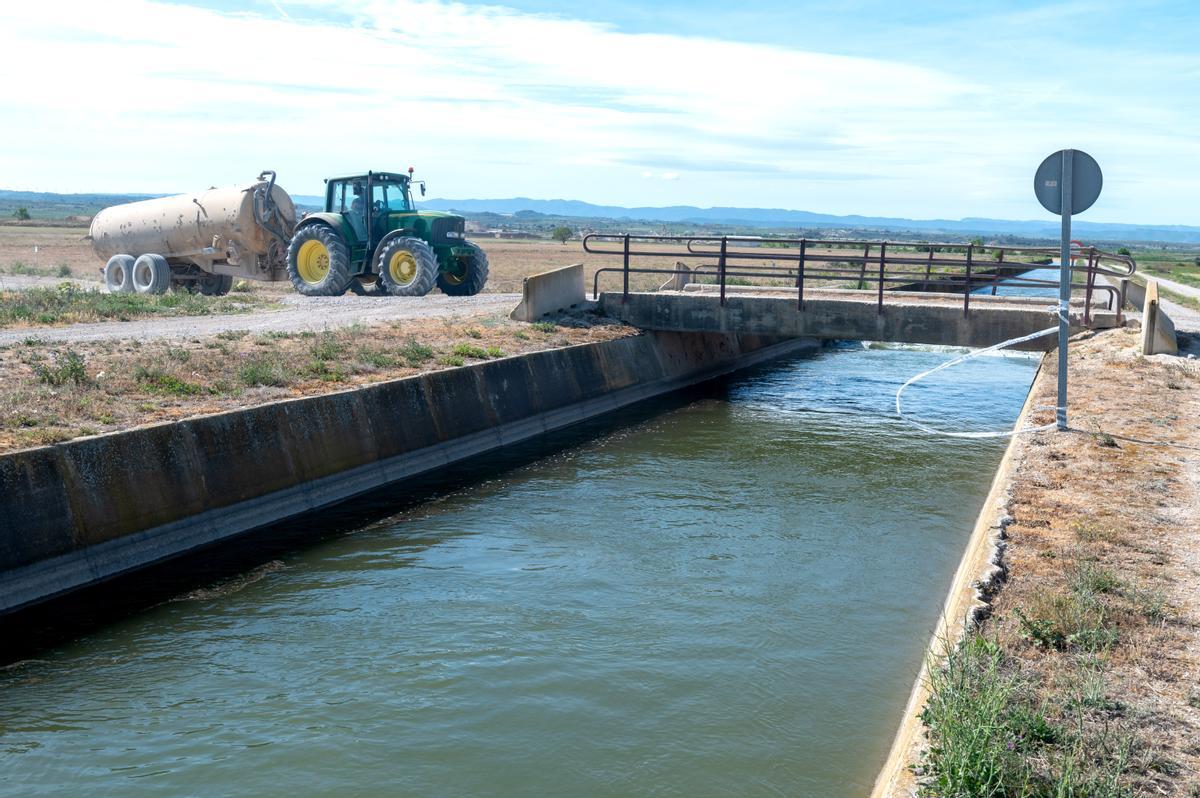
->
[{"left": 895, "top": 304, "right": 1069, "bottom": 438}]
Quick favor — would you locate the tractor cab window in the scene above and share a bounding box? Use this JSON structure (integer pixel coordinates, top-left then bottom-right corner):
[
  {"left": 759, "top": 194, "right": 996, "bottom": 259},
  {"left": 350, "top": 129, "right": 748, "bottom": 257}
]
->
[
  {"left": 334, "top": 181, "right": 368, "bottom": 240},
  {"left": 373, "top": 179, "right": 412, "bottom": 212}
]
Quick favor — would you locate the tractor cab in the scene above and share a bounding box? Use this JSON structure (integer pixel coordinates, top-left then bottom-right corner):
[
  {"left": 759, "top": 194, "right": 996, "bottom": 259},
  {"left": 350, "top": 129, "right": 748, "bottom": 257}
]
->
[
  {"left": 325, "top": 172, "right": 419, "bottom": 256},
  {"left": 286, "top": 168, "right": 487, "bottom": 298}
]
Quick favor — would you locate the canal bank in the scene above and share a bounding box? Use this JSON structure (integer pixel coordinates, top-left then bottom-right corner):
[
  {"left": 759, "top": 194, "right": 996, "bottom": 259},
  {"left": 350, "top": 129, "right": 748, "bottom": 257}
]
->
[
  {"left": 0, "top": 330, "right": 815, "bottom": 618},
  {"left": 872, "top": 326, "right": 1200, "bottom": 797}
]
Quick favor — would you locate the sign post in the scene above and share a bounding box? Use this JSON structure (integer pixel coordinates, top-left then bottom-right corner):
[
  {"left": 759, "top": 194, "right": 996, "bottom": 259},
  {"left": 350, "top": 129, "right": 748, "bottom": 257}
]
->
[{"left": 1034, "top": 149, "right": 1103, "bottom": 430}]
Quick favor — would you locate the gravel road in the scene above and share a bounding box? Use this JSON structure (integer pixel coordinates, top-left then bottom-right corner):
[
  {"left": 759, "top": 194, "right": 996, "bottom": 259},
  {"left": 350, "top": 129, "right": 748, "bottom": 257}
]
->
[{"left": 0, "top": 290, "right": 521, "bottom": 345}]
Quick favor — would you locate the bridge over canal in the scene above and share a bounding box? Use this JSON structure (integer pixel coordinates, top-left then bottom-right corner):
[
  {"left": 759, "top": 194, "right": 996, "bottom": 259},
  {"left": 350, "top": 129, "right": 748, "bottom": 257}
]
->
[{"left": 583, "top": 236, "right": 1134, "bottom": 351}]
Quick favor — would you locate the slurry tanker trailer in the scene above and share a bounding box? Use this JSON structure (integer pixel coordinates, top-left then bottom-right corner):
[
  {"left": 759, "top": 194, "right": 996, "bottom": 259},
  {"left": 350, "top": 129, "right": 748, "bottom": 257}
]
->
[{"left": 88, "top": 169, "right": 487, "bottom": 297}]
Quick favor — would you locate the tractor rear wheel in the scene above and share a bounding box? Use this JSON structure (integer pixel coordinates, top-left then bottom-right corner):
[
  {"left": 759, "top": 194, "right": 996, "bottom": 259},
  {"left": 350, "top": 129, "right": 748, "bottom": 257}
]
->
[
  {"left": 287, "top": 225, "right": 352, "bottom": 296},
  {"left": 437, "top": 242, "right": 489, "bottom": 296},
  {"left": 377, "top": 237, "right": 437, "bottom": 297}
]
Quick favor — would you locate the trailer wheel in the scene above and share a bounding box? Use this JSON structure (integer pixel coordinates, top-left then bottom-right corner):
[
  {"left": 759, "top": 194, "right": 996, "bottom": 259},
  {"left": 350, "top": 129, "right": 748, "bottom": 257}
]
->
[
  {"left": 287, "top": 225, "right": 352, "bottom": 297},
  {"left": 198, "top": 274, "right": 233, "bottom": 296},
  {"left": 131, "top": 254, "right": 171, "bottom": 295},
  {"left": 437, "top": 242, "right": 489, "bottom": 296},
  {"left": 104, "top": 255, "right": 135, "bottom": 294},
  {"left": 377, "top": 237, "right": 437, "bottom": 297}
]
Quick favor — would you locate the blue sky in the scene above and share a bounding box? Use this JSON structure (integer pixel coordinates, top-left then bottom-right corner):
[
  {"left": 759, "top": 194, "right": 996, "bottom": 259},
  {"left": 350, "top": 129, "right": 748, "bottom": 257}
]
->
[{"left": 0, "top": 1, "right": 1196, "bottom": 224}]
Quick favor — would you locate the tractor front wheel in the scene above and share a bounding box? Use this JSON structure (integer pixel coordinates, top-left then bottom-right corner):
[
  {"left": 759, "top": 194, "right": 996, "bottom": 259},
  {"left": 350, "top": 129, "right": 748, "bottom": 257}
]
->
[
  {"left": 437, "top": 242, "right": 489, "bottom": 296},
  {"left": 377, "top": 237, "right": 437, "bottom": 297},
  {"left": 287, "top": 225, "right": 352, "bottom": 296}
]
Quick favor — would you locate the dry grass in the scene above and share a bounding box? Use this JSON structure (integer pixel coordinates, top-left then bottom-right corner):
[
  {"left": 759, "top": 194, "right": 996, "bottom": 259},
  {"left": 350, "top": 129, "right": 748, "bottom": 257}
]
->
[
  {"left": 918, "top": 327, "right": 1200, "bottom": 796},
  {"left": 0, "top": 312, "right": 635, "bottom": 454}
]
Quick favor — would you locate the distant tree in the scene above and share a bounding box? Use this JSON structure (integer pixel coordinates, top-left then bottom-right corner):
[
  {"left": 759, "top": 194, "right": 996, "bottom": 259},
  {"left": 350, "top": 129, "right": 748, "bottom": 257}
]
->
[
  {"left": 1117, "top": 247, "right": 1132, "bottom": 256},
  {"left": 969, "top": 236, "right": 984, "bottom": 248},
  {"left": 12, "top": 207, "right": 30, "bottom": 221},
  {"left": 551, "top": 225, "right": 573, "bottom": 244}
]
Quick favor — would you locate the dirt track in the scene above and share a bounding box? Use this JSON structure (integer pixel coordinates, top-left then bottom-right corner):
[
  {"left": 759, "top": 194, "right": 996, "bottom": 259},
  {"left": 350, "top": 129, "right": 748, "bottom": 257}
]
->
[{"left": 0, "top": 290, "right": 520, "bottom": 345}]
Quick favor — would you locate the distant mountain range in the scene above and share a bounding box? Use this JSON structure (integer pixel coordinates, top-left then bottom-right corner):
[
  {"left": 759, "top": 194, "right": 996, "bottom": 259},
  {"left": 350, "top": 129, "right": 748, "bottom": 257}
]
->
[
  {"left": 3, "top": 188, "right": 1197, "bottom": 243},
  {"left": 418, "top": 197, "right": 1200, "bottom": 244}
]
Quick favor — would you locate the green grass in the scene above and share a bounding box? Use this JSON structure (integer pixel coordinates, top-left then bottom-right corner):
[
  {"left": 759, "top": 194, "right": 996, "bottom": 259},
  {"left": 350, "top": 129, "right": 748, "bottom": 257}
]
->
[
  {"left": 0, "top": 283, "right": 269, "bottom": 325},
  {"left": 920, "top": 636, "right": 1137, "bottom": 797}
]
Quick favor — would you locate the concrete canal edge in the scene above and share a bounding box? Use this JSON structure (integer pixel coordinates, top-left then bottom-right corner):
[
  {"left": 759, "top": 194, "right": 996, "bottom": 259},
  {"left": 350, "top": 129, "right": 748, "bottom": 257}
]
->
[
  {"left": 870, "top": 353, "right": 1048, "bottom": 798},
  {"left": 0, "top": 331, "right": 816, "bottom": 616}
]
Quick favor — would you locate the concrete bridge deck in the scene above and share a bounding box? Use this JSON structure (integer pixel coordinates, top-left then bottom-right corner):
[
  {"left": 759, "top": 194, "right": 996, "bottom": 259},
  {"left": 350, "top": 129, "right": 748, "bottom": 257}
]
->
[{"left": 599, "top": 288, "right": 1120, "bottom": 351}]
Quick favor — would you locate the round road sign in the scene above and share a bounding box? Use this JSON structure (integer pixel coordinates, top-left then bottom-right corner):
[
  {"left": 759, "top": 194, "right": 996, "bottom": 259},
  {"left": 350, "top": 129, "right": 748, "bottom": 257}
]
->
[{"left": 1034, "top": 149, "right": 1102, "bottom": 215}]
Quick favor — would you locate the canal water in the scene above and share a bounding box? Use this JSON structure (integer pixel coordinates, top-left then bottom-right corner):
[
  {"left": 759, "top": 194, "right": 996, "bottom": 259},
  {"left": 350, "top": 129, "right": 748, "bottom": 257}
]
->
[{"left": 0, "top": 345, "right": 1038, "bottom": 797}]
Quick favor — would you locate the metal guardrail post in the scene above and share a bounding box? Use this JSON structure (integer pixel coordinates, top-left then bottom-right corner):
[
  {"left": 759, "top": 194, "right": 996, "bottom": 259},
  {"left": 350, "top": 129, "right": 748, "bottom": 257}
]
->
[
  {"left": 797, "top": 239, "right": 806, "bottom": 310},
  {"left": 719, "top": 237, "right": 728, "bottom": 306},
  {"left": 1083, "top": 248, "right": 1096, "bottom": 326},
  {"left": 924, "top": 248, "right": 933, "bottom": 291},
  {"left": 963, "top": 244, "right": 973, "bottom": 317},
  {"left": 991, "top": 250, "right": 1004, "bottom": 295},
  {"left": 622, "top": 233, "right": 630, "bottom": 303},
  {"left": 877, "top": 242, "right": 886, "bottom": 313}
]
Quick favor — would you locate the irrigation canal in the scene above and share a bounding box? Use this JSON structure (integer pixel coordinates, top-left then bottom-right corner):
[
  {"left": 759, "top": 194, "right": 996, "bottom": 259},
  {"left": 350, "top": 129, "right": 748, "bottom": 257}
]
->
[{"left": 0, "top": 343, "right": 1039, "bottom": 796}]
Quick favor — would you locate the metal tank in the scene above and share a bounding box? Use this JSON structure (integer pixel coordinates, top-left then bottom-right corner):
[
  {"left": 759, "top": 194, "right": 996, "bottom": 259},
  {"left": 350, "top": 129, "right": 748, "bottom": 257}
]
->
[{"left": 89, "top": 171, "right": 296, "bottom": 293}]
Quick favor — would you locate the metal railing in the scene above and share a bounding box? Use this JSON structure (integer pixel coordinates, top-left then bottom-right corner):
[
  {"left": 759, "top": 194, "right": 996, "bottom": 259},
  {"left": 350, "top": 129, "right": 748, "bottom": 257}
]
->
[{"left": 583, "top": 234, "right": 1136, "bottom": 323}]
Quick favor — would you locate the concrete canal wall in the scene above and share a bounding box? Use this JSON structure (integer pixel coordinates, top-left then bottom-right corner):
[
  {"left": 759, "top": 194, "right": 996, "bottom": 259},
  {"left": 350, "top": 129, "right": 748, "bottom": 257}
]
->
[{"left": 0, "top": 331, "right": 815, "bottom": 616}]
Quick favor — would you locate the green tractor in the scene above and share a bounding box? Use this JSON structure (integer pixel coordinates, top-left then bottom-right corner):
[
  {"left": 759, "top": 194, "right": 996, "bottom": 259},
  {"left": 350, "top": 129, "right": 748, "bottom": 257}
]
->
[{"left": 285, "top": 169, "right": 488, "bottom": 297}]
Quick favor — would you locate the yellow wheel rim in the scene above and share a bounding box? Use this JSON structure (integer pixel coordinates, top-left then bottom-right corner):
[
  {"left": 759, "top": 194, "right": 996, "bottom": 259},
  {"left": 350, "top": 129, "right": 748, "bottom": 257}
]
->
[
  {"left": 388, "top": 251, "right": 418, "bottom": 285},
  {"left": 296, "top": 239, "right": 330, "bottom": 285}
]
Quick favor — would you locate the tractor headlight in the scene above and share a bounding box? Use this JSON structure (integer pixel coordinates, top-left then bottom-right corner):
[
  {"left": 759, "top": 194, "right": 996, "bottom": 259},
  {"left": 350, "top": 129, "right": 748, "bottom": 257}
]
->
[{"left": 445, "top": 231, "right": 463, "bottom": 239}]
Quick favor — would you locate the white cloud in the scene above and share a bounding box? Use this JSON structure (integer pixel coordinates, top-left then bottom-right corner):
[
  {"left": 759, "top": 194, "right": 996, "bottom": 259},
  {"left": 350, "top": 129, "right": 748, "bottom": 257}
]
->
[{"left": 0, "top": 0, "right": 1196, "bottom": 223}]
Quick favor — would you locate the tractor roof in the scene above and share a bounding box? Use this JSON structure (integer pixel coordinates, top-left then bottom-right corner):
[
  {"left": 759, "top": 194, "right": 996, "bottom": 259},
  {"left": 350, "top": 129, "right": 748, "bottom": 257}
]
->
[{"left": 325, "top": 172, "right": 411, "bottom": 183}]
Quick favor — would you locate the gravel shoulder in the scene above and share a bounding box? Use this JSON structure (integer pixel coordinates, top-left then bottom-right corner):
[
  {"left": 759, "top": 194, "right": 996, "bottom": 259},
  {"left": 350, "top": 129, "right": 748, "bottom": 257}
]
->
[{"left": 0, "top": 291, "right": 520, "bottom": 345}]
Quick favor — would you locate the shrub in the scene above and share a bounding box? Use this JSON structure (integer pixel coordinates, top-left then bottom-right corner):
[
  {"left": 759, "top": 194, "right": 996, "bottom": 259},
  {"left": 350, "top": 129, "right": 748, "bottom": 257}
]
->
[{"left": 32, "top": 349, "right": 89, "bottom": 386}]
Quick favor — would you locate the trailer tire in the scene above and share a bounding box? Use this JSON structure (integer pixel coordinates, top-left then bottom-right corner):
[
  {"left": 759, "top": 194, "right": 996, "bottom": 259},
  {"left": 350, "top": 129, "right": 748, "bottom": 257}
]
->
[
  {"left": 104, "top": 254, "right": 135, "bottom": 294},
  {"left": 287, "top": 225, "right": 352, "bottom": 297},
  {"left": 437, "top": 242, "right": 489, "bottom": 296},
  {"left": 132, "top": 254, "right": 171, "bottom": 295},
  {"left": 377, "top": 237, "right": 437, "bottom": 297},
  {"left": 198, "top": 274, "right": 233, "bottom": 296}
]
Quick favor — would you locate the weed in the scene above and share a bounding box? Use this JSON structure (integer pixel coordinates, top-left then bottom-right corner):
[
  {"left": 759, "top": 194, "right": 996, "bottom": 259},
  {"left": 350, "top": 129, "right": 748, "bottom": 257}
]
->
[
  {"left": 398, "top": 339, "right": 434, "bottom": 366},
  {"left": 232, "top": 280, "right": 252, "bottom": 293},
  {"left": 439, "top": 355, "right": 465, "bottom": 367},
  {"left": 1068, "top": 561, "right": 1121, "bottom": 597},
  {"left": 56, "top": 264, "right": 71, "bottom": 278},
  {"left": 464, "top": 327, "right": 483, "bottom": 339},
  {"left": 484, "top": 346, "right": 504, "bottom": 358},
  {"left": 512, "top": 329, "right": 530, "bottom": 341},
  {"left": 165, "top": 346, "right": 191, "bottom": 363},
  {"left": 531, "top": 321, "right": 556, "bottom": 333},
  {"left": 358, "top": 348, "right": 398, "bottom": 368},
  {"left": 132, "top": 367, "right": 201, "bottom": 397},
  {"left": 216, "top": 330, "right": 247, "bottom": 341},
  {"left": 309, "top": 331, "right": 345, "bottom": 361},
  {"left": 238, "top": 356, "right": 292, "bottom": 387},
  {"left": 452, "top": 343, "right": 488, "bottom": 359},
  {"left": 32, "top": 349, "right": 89, "bottom": 387},
  {"left": 1015, "top": 592, "right": 1117, "bottom": 652},
  {"left": 1072, "top": 520, "right": 1125, "bottom": 545}
]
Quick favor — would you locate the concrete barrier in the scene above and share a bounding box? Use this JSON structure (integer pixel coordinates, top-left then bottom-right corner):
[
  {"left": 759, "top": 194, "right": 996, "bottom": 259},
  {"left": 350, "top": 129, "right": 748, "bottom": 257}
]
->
[
  {"left": 1139, "top": 279, "right": 1178, "bottom": 356},
  {"left": 0, "top": 331, "right": 816, "bottom": 615},
  {"left": 510, "top": 263, "right": 586, "bottom": 321}
]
